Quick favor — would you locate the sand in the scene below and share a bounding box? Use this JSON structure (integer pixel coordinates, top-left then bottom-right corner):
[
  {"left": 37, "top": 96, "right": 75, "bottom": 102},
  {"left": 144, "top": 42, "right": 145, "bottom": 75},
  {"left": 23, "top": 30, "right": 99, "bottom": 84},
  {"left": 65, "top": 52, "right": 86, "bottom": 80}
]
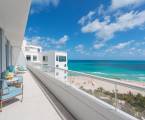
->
[{"left": 67, "top": 76, "right": 145, "bottom": 96}]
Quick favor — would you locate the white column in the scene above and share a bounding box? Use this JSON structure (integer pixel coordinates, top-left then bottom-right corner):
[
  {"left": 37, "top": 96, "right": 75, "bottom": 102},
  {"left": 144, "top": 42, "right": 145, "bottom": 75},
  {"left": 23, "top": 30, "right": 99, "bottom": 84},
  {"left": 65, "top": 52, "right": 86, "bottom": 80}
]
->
[
  {"left": 0, "top": 28, "right": 6, "bottom": 78},
  {"left": 12, "top": 46, "right": 21, "bottom": 66},
  {"left": 0, "top": 28, "right": 2, "bottom": 78}
]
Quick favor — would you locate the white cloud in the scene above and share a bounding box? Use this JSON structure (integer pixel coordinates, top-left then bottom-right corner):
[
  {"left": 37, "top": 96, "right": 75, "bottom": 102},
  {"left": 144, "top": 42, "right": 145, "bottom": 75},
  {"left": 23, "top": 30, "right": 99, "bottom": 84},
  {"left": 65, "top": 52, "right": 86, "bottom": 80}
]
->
[
  {"left": 98, "top": 4, "right": 105, "bottom": 15},
  {"left": 75, "top": 44, "right": 85, "bottom": 54},
  {"left": 106, "top": 40, "right": 134, "bottom": 52},
  {"left": 81, "top": 10, "right": 145, "bottom": 41},
  {"left": 31, "top": 0, "right": 60, "bottom": 14},
  {"left": 78, "top": 11, "right": 96, "bottom": 25},
  {"left": 32, "top": 0, "right": 59, "bottom": 6},
  {"left": 114, "top": 40, "right": 134, "bottom": 49},
  {"left": 94, "top": 43, "right": 104, "bottom": 49},
  {"left": 48, "top": 35, "right": 69, "bottom": 45},
  {"left": 111, "top": 0, "right": 145, "bottom": 10},
  {"left": 25, "top": 35, "right": 68, "bottom": 50},
  {"left": 101, "top": 39, "right": 145, "bottom": 59},
  {"left": 57, "top": 35, "right": 68, "bottom": 44}
]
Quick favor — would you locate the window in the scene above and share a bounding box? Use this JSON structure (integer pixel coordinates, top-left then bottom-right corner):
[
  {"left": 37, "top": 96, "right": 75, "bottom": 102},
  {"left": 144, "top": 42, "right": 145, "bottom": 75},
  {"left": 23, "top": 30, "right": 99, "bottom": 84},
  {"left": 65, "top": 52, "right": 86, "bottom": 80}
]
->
[
  {"left": 43, "top": 56, "right": 48, "bottom": 62},
  {"left": 56, "top": 56, "right": 59, "bottom": 61},
  {"left": 26, "top": 55, "right": 31, "bottom": 61},
  {"left": 38, "top": 48, "right": 40, "bottom": 52},
  {"left": 59, "top": 56, "right": 66, "bottom": 62},
  {"left": 33, "top": 56, "right": 37, "bottom": 61}
]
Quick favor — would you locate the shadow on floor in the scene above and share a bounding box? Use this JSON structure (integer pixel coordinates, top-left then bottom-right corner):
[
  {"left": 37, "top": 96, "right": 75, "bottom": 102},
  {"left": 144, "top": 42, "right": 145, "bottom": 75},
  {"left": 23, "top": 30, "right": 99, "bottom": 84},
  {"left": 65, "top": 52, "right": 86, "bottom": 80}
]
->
[
  {"left": 2, "top": 98, "right": 20, "bottom": 108},
  {"left": 29, "top": 70, "right": 77, "bottom": 120}
]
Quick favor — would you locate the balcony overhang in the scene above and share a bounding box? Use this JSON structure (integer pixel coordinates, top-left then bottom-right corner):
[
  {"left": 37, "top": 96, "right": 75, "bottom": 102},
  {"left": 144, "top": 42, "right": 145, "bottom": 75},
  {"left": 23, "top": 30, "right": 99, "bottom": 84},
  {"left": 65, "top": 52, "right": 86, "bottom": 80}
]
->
[{"left": 0, "top": 0, "right": 31, "bottom": 46}]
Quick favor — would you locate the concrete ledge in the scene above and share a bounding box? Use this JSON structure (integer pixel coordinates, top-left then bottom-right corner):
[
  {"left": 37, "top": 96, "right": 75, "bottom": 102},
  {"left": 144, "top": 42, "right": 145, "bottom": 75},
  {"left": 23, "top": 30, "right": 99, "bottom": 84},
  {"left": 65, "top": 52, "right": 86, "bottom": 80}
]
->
[
  {"left": 28, "top": 65, "right": 139, "bottom": 120},
  {"left": 30, "top": 71, "right": 76, "bottom": 120}
]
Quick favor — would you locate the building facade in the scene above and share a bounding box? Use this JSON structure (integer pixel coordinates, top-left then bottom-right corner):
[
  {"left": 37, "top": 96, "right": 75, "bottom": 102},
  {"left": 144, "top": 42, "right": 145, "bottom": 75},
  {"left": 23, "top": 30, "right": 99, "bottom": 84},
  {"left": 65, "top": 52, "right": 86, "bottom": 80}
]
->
[
  {"left": 23, "top": 41, "right": 42, "bottom": 63},
  {"left": 40, "top": 51, "right": 68, "bottom": 70},
  {"left": 0, "top": 0, "right": 31, "bottom": 78}
]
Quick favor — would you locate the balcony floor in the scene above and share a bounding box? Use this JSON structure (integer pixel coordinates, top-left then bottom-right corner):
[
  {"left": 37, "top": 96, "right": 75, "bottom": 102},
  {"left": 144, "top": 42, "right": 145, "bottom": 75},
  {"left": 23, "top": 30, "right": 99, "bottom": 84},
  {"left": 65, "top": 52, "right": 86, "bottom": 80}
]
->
[{"left": 0, "top": 71, "right": 62, "bottom": 120}]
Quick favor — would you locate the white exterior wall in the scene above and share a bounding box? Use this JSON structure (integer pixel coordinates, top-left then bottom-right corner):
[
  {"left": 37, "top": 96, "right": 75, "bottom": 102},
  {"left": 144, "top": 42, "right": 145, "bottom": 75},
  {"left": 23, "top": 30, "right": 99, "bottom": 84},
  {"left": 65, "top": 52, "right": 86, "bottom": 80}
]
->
[
  {"left": 41, "top": 51, "right": 68, "bottom": 70},
  {"left": 23, "top": 42, "right": 42, "bottom": 63},
  {"left": 40, "top": 52, "right": 55, "bottom": 66},
  {"left": 12, "top": 46, "right": 21, "bottom": 65},
  {"left": 54, "top": 69, "right": 68, "bottom": 82},
  {"left": 16, "top": 49, "right": 27, "bottom": 67},
  {"left": 0, "top": 0, "right": 31, "bottom": 75},
  {"left": 55, "top": 52, "right": 67, "bottom": 69}
]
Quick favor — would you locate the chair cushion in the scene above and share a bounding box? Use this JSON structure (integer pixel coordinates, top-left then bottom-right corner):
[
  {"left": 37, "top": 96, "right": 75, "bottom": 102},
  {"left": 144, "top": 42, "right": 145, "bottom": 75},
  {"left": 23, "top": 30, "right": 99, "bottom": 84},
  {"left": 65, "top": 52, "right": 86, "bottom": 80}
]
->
[
  {"left": 2, "top": 88, "right": 9, "bottom": 95},
  {"left": 7, "top": 65, "right": 15, "bottom": 73},
  {"left": 17, "top": 66, "right": 27, "bottom": 71},
  {"left": 0, "top": 80, "right": 9, "bottom": 95},
  {"left": 1, "top": 87, "right": 22, "bottom": 100},
  {"left": 13, "top": 76, "right": 23, "bottom": 83},
  {"left": 1, "top": 71, "right": 9, "bottom": 79}
]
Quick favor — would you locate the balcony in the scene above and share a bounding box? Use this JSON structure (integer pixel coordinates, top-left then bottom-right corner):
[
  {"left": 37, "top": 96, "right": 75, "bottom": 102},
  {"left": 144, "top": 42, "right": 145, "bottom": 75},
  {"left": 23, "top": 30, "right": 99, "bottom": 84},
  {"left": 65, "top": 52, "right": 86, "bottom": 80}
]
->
[
  {"left": 0, "top": 70, "right": 75, "bottom": 120},
  {"left": 27, "top": 63, "right": 145, "bottom": 120},
  {"left": 1, "top": 63, "right": 145, "bottom": 120}
]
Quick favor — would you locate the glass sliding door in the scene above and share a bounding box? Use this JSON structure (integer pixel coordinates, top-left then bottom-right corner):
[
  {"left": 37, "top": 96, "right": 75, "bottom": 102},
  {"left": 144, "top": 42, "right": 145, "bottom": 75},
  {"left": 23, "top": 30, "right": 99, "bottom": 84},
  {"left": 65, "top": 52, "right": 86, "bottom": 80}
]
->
[{"left": 5, "top": 42, "right": 9, "bottom": 68}]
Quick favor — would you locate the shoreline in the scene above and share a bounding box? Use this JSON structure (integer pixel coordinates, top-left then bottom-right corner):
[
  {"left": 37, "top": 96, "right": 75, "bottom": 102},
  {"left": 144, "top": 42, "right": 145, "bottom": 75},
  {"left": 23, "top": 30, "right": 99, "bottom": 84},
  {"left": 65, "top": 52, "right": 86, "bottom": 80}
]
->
[
  {"left": 68, "top": 75, "right": 145, "bottom": 96},
  {"left": 69, "top": 70, "right": 145, "bottom": 86},
  {"left": 86, "top": 72, "right": 145, "bottom": 84}
]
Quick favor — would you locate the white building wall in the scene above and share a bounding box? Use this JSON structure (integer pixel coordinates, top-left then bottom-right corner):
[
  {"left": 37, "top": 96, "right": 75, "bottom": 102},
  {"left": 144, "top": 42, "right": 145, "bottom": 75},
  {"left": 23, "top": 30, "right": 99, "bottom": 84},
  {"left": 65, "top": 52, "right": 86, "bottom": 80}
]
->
[
  {"left": 12, "top": 46, "right": 21, "bottom": 65},
  {"left": 41, "top": 51, "right": 68, "bottom": 70},
  {"left": 23, "top": 41, "right": 42, "bottom": 63},
  {"left": 40, "top": 52, "right": 55, "bottom": 65},
  {"left": 0, "top": 0, "right": 31, "bottom": 77},
  {"left": 16, "top": 49, "right": 26, "bottom": 66},
  {"left": 55, "top": 52, "right": 67, "bottom": 69}
]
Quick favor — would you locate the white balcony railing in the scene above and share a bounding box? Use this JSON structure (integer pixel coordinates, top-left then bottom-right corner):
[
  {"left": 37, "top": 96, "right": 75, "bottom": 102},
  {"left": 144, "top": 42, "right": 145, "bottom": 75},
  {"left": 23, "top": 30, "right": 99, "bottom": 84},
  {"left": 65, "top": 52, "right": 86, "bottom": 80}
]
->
[{"left": 28, "top": 63, "right": 145, "bottom": 120}]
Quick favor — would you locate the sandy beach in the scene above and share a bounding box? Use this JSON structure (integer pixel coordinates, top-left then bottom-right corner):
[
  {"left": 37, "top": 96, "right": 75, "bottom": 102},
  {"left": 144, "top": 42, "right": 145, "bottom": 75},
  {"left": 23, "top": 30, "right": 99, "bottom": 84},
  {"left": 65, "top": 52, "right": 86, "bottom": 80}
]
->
[{"left": 68, "top": 75, "right": 145, "bottom": 96}]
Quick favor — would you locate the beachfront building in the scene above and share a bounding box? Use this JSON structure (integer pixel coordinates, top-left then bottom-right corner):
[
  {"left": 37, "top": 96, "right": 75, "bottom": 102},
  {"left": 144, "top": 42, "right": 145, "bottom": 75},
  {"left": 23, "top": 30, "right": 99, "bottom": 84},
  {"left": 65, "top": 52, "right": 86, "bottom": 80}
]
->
[
  {"left": 23, "top": 40, "right": 42, "bottom": 63},
  {"left": 40, "top": 51, "right": 68, "bottom": 81},
  {"left": 0, "top": 1, "right": 144, "bottom": 120},
  {"left": 40, "top": 51, "right": 68, "bottom": 69},
  {"left": 0, "top": 0, "right": 31, "bottom": 77}
]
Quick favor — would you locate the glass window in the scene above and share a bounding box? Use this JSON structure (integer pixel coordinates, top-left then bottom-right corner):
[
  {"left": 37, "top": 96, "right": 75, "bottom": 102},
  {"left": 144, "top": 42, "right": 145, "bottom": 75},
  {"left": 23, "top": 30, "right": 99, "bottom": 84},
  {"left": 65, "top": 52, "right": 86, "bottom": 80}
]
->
[
  {"left": 43, "top": 56, "right": 48, "bottom": 62},
  {"left": 59, "top": 56, "right": 66, "bottom": 62},
  {"left": 26, "top": 55, "right": 31, "bottom": 61},
  {"left": 38, "top": 48, "right": 40, "bottom": 52},
  {"left": 33, "top": 56, "right": 37, "bottom": 61},
  {"left": 56, "top": 56, "right": 59, "bottom": 61}
]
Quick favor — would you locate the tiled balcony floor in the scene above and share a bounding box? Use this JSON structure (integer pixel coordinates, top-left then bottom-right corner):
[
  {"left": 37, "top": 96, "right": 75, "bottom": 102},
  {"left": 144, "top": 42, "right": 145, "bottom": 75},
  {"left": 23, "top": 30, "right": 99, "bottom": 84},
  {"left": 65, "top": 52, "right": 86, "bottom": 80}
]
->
[{"left": 0, "top": 71, "right": 62, "bottom": 120}]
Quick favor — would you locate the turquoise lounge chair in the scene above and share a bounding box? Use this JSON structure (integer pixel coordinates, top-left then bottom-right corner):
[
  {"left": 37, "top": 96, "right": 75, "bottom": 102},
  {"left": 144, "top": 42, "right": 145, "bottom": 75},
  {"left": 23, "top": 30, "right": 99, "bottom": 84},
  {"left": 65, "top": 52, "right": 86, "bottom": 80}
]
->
[
  {"left": 0, "top": 79, "right": 23, "bottom": 112},
  {"left": 1, "top": 69, "right": 23, "bottom": 84},
  {"left": 16, "top": 66, "right": 27, "bottom": 73}
]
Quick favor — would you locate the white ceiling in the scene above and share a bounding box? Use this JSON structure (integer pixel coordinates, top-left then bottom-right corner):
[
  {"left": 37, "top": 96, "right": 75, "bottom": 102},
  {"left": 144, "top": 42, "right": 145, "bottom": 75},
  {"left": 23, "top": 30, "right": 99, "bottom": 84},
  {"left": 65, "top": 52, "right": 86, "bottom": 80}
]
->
[{"left": 0, "top": 0, "right": 31, "bottom": 46}]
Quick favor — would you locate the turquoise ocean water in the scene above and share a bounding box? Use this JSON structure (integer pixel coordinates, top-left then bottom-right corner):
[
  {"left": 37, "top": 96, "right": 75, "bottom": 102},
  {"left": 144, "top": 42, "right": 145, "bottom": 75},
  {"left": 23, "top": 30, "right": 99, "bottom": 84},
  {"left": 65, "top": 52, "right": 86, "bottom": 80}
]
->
[{"left": 68, "top": 60, "right": 145, "bottom": 82}]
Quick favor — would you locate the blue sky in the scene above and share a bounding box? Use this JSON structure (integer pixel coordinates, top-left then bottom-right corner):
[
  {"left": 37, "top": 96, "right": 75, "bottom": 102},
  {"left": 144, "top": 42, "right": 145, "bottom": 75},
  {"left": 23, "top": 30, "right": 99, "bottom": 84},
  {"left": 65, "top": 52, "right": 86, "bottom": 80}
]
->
[{"left": 25, "top": 0, "right": 145, "bottom": 60}]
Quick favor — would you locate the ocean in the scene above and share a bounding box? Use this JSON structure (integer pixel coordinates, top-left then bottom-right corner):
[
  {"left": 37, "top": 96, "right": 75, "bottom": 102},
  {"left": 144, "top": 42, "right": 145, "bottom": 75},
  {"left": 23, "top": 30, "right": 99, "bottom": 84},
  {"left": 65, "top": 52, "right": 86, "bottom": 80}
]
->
[{"left": 68, "top": 60, "right": 145, "bottom": 82}]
